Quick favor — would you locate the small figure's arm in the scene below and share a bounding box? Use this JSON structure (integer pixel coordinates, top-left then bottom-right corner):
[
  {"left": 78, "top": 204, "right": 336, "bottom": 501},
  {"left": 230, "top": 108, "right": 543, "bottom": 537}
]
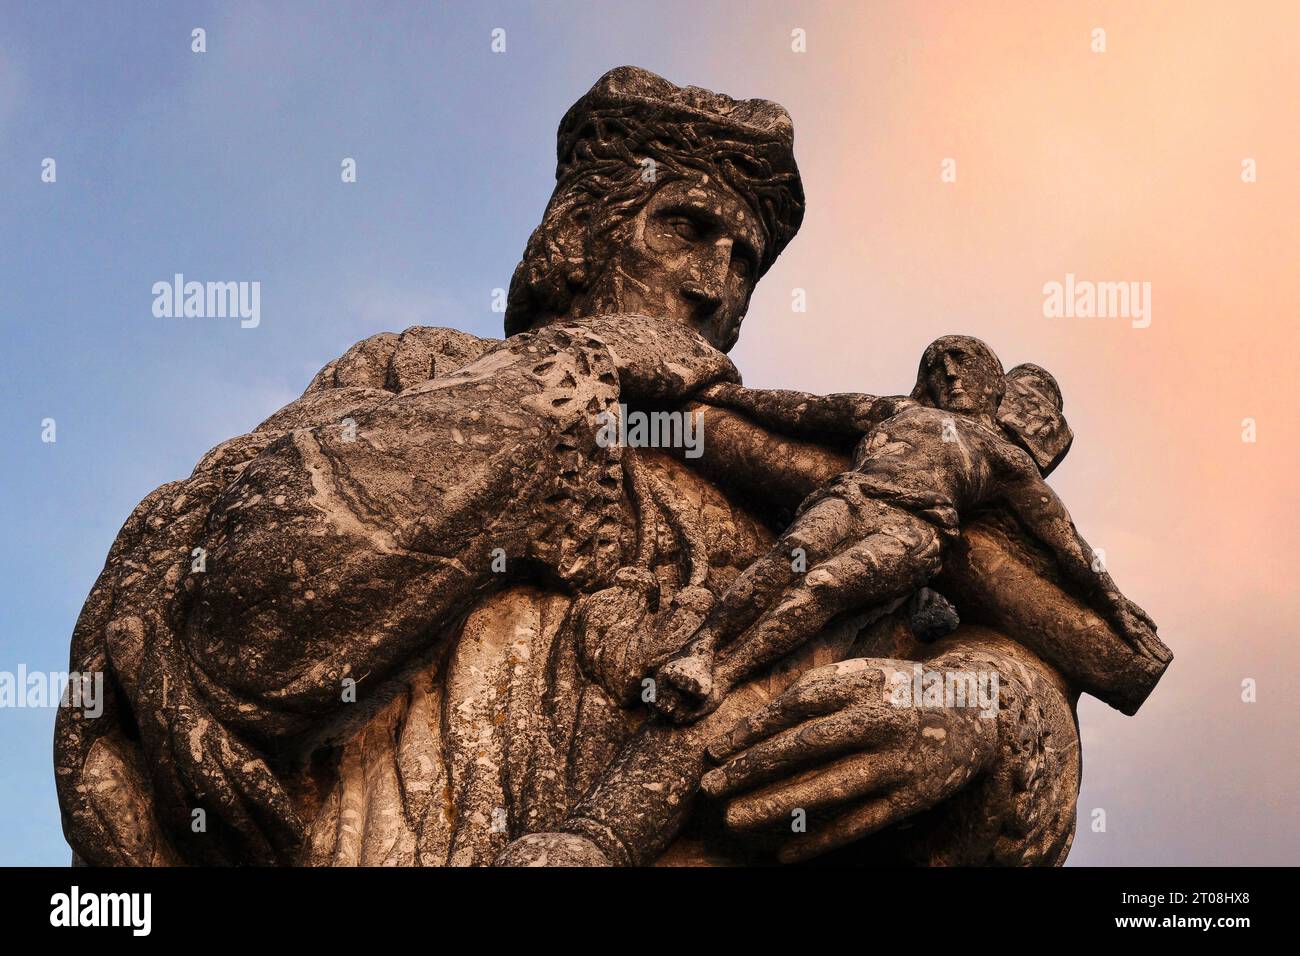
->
[
  {"left": 678, "top": 384, "right": 909, "bottom": 526},
  {"left": 995, "top": 467, "right": 1165, "bottom": 661},
  {"left": 696, "top": 382, "right": 910, "bottom": 440}
]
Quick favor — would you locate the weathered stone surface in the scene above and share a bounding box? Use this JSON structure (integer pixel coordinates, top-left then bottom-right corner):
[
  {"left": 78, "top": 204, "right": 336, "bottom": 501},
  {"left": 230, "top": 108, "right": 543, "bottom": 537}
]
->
[{"left": 55, "top": 67, "right": 1168, "bottom": 867}]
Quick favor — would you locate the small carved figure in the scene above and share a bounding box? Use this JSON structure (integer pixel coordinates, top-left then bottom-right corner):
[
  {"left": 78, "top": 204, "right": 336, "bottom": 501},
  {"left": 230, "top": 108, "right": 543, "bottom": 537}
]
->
[{"left": 652, "top": 335, "right": 1163, "bottom": 720}]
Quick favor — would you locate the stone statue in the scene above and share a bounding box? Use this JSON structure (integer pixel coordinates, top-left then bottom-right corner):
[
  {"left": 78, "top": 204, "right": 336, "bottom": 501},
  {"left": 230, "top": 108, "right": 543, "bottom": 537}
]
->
[
  {"left": 55, "top": 66, "right": 1171, "bottom": 867},
  {"left": 652, "top": 334, "right": 1163, "bottom": 720}
]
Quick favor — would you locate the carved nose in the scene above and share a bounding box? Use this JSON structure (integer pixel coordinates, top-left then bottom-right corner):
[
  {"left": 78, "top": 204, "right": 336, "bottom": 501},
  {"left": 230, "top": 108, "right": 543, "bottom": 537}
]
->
[{"left": 681, "top": 281, "right": 722, "bottom": 314}]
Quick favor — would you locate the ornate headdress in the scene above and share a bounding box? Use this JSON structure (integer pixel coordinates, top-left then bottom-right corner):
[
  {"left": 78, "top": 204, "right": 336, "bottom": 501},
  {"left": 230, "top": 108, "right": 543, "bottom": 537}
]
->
[{"left": 505, "top": 66, "right": 805, "bottom": 336}]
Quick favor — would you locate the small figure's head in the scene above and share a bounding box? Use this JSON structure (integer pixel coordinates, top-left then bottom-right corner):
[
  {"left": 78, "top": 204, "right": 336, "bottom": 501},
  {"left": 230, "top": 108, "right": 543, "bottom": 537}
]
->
[
  {"left": 1003, "top": 363, "right": 1063, "bottom": 414},
  {"left": 504, "top": 67, "right": 805, "bottom": 353},
  {"left": 997, "top": 363, "right": 1073, "bottom": 476},
  {"left": 911, "top": 335, "right": 1006, "bottom": 420}
]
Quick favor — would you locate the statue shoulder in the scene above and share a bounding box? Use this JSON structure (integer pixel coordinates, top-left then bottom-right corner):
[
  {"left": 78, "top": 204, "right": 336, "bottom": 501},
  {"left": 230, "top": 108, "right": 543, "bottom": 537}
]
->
[{"left": 304, "top": 325, "right": 502, "bottom": 396}]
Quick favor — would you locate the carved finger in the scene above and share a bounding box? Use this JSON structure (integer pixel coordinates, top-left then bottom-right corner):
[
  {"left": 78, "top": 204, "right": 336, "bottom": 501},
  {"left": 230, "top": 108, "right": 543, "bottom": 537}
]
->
[
  {"left": 721, "top": 750, "right": 906, "bottom": 832},
  {"left": 776, "top": 792, "right": 909, "bottom": 864},
  {"left": 705, "top": 661, "right": 883, "bottom": 762},
  {"left": 701, "top": 704, "right": 906, "bottom": 798}
]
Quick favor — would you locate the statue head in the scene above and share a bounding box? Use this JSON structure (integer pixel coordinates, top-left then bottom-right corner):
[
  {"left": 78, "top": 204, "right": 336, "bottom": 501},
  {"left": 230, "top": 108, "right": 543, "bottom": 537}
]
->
[
  {"left": 504, "top": 66, "right": 805, "bottom": 353},
  {"left": 911, "top": 334, "right": 1006, "bottom": 421},
  {"left": 996, "top": 362, "right": 1074, "bottom": 476}
]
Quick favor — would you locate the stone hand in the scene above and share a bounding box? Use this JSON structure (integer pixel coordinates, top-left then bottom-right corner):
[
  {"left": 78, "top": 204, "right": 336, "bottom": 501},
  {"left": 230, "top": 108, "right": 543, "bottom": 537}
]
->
[
  {"left": 701, "top": 658, "right": 999, "bottom": 864},
  {"left": 536, "top": 312, "right": 740, "bottom": 405}
]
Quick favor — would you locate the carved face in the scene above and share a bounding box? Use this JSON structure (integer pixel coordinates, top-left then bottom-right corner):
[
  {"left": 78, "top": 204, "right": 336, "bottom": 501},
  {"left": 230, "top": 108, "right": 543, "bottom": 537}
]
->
[
  {"left": 919, "top": 340, "right": 1003, "bottom": 418},
  {"left": 578, "top": 176, "right": 767, "bottom": 352}
]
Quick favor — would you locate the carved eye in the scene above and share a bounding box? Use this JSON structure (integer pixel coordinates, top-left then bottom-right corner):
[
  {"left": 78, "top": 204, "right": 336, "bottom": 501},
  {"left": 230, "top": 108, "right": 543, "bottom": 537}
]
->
[
  {"left": 669, "top": 217, "right": 702, "bottom": 242},
  {"left": 731, "top": 255, "right": 753, "bottom": 279}
]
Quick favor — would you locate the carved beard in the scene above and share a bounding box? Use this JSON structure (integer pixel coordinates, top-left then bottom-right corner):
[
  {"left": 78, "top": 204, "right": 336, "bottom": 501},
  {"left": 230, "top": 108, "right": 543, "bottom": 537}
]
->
[{"left": 569, "top": 267, "right": 747, "bottom": 354}]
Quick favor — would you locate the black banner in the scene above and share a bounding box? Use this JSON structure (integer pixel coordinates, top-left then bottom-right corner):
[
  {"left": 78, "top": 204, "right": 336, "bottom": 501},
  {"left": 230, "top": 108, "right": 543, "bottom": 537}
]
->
[{"left": 0, "top": 866, "right": 1283, "bottom": 942}]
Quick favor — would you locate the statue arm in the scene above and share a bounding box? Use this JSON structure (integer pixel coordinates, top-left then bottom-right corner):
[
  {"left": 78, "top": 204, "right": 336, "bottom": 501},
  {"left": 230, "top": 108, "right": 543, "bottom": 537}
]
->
[
  {"left": 998, "top": 471, "right": 1159, "bottom": 638},
  {"left": 696, "top": 382, "right": 908, "bottom": 439},
  {"left": 186, "top": 315, "right": 735, "bottom": 719},
  {"left": 679, "top": 386, "right": 911, "bottom": 524},
  {"left": 680, "top": 400, "right": 848, "bottom": 522},
  {"left": 935, "top": 512, "right": 1171, "bottom": 715}
]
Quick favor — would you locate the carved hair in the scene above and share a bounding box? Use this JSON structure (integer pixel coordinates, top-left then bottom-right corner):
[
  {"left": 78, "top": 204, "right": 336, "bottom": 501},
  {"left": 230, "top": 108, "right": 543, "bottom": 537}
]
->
[
  {"left": 504, "top": 103, "right": 804, "bottom": 336},
  {"left": 1005, "top": 362, "right": 1063, "bottom": 411}
]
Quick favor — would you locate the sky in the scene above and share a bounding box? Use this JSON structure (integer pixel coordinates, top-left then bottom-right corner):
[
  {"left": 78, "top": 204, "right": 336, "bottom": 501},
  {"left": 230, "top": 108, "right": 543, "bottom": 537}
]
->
[{"left": 1, "top": 0, "right": 1297, "bottom": 865}]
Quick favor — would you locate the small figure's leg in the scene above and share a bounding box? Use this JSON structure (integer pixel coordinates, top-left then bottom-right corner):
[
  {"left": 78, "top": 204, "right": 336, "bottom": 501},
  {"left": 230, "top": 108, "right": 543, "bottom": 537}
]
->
[
  {"left": 655, "top": 489, "right": 864, "bottom": 703},
  {"left": 709, "top": 520, "right": 941, "bottom": 708},
  {"left": 655, "top": 493, "right": 942, "bottom": 721}
]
